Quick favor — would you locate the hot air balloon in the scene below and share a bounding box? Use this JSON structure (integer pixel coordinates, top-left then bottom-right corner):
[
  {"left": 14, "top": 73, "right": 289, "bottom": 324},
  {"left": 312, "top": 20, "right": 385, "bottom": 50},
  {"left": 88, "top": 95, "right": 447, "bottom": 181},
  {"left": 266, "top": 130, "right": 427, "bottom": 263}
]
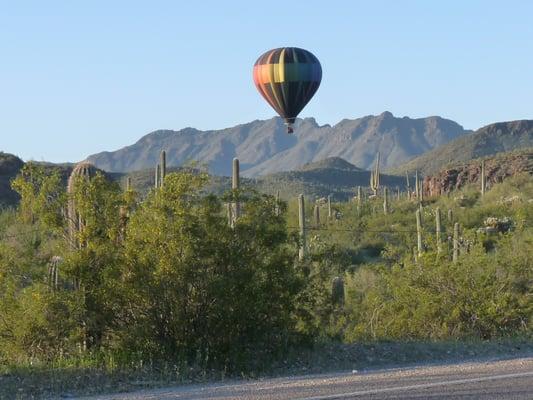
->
[{"left": 253, "top": 47, "right": 322, "bottom": 133}]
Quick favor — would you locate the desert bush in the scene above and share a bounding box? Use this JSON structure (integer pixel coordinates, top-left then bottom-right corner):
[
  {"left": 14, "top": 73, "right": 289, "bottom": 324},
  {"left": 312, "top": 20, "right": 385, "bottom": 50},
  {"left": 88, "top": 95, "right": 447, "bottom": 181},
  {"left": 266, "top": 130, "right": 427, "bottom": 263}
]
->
[{"left": 345, "top": 230, "right": 533, "bottom": 341}]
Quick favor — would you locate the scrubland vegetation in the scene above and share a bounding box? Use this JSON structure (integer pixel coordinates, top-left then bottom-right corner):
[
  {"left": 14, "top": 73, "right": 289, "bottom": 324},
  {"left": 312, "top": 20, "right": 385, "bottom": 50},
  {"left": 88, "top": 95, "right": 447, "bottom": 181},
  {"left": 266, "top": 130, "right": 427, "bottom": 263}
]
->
[{"left": 0, "top": 163, "right": 531, "bottom": 398}]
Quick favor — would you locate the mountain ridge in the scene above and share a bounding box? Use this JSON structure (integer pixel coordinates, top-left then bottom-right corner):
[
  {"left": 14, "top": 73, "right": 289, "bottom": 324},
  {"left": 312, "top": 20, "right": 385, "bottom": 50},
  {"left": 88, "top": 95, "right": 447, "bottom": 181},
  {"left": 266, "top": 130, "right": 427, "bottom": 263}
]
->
[
  {"left": 86, "top": 112, "right": 468, "bottom": 177},
  {"left": 391, "top": 119, "right": 533, "bottom": 176}
]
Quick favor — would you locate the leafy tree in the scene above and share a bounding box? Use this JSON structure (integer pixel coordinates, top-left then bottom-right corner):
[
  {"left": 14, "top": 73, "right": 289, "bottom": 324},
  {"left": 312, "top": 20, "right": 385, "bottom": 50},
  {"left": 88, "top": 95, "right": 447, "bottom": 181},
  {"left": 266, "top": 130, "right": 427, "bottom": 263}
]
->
[
  {"left": 11, "top": 162, "right": 66, "bottom": 232},
  {"left": 117, "top": 172, "right": 301, "bottom": 369},
  {"left": 64, "top": 173, "right": 125, "bottom": 349}
]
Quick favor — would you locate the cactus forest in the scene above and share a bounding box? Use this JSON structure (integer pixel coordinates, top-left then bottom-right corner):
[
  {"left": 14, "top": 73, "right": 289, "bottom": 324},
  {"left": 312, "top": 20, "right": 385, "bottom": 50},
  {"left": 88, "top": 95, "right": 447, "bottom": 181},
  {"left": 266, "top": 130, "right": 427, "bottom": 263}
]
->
[{"left": 0, "top": 154, "right": 532, "bottom": 397}]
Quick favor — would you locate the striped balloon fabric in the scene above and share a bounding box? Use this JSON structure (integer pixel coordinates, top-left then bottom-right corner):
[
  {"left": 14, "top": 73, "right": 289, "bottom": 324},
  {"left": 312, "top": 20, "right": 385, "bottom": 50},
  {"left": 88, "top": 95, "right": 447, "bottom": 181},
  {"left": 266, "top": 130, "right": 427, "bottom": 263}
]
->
[{"left": 253, "top": 47, "right": 322, "bottom": 133}]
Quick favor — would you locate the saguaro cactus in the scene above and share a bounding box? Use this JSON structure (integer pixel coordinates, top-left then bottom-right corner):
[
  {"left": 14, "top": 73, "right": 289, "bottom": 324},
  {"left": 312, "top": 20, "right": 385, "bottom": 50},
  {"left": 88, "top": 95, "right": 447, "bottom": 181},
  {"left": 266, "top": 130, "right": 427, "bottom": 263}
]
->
[
  {"left": 383, "top": 187, "right": 389, "bottom": 214},
  {"left": 375, "top": 152, "right": 380, "bottom": 187},
  {"left": 435, "top": 207, "right": 442, "bottom": 254},
  {"left": 370, "top": 152, "right": 380, "bottom": 196},
  {"left": 67, "top": 162, "right": 97, "bottom": 248},
  {"left": 327, "top": 194, "right": 332, "bottom": 220},
  {"left": 406, "top": 171, "right": 411, "bottom": 193},
  {"left": 416, "top": 209, "right": 423, "bottom": 256},
  {"left": 313, "top": 203, "right": 320, "bottom": 227},
  {"left": 448, "top": 209, "right": 453, "bottom": 223},
  {"left": 155, "top": 164, "right": 160, "bottom": 189},
  {"left": 160, "top": 150, "right": 166, "bottom": 186},
  {"left": 453, "top": 222, "right": 460, "bottom": 262},
  {"left": 232, "top": 158, "right": 240, "bottom": 190},
  {"left": 226, "top": 203, "right": 233, "bottom": 226},
  {"left": 419, "top": 177, "right": 424, "bottom": 202},
  {"left": 47, "top": 256, "right": 62, "bottom": 290},
  {"left": 481, "top": 160, "right": 486, "bottom": 197},
  {"left": 125, "top": 176, "right": 132, "bottom": 191},
  {"left": 298, "top": 194, "right": 306, "bottom": 261},
  {"left": 275, "top": 190, "right": 281, "bottom": 216},
  {"left": 415, "top": 170, "right": 419, "bottom": 200},
  {"left": 357, "top": 186, "right": 362, "bottom": 215},
  {"left": 232, "top": 158, "right": 241, "bottom": 223}
]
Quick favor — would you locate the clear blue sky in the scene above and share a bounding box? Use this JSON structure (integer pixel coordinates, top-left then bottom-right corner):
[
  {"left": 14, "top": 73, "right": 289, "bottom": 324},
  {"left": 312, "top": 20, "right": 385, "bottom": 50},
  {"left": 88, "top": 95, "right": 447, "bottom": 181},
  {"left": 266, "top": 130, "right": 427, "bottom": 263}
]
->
[{"left": 2, "top": 1, "right": 532, "bottom": 162}]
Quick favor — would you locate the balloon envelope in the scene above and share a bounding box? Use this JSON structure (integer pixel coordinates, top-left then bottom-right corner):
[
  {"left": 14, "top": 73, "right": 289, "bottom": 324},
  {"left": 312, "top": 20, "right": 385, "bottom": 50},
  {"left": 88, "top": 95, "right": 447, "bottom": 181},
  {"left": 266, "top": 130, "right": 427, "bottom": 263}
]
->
[{"left": 253, "top": 47, "right": 322, "bottom": 133}]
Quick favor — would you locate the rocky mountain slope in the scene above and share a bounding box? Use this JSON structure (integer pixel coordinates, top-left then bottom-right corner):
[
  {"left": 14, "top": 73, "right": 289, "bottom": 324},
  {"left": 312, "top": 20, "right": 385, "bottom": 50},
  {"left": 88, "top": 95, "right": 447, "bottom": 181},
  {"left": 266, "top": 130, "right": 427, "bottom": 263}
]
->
[
  {"left": 422, "top": 149, "right": 533, "bottom": 196},
  {"left": 391, "top": 120, "right": 533, "bottom": 176},
  {"left": 86, "top": 112, "right": 468, "bottom": 177}
]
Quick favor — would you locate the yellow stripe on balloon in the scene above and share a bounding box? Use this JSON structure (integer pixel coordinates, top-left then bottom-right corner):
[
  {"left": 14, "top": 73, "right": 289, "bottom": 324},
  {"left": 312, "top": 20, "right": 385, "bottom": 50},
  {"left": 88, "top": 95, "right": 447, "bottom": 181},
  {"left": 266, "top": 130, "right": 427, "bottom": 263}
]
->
[
  {"left": 268, "top": 64, "right": 284, "bottom": 112},
  {"left": 277, "top": 48, "right": 286, "bottom": 82},
  {"left": 253, "top": 63, "right": 315, "bottom": 84}
]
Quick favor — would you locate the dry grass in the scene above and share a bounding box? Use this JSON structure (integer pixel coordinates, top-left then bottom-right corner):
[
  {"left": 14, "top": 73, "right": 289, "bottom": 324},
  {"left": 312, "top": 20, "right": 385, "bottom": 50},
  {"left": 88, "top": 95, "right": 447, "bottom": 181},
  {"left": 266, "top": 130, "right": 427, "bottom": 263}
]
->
[{"left": 2, "top": 338, "right": 532, "bottom": 399}]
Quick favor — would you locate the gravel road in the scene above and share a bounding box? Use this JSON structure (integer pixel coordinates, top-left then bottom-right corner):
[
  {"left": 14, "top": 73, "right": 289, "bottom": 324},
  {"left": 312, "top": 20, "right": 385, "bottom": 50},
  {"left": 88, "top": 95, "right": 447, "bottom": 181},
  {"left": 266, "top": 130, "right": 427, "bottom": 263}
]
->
[{"left": 84, "top": 356, "right": 533, "bottom": 399}]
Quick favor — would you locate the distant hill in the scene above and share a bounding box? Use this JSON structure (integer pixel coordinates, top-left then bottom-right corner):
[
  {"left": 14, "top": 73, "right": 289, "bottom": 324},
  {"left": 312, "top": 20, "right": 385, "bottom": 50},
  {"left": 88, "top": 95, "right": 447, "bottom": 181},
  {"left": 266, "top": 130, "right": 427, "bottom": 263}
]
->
[
  {"left": 0, "top": 152, "right": 24, "bottom": 208},
  {"left": 255, "top": 157, "right": 405, "bottom": 201},
  {"left": 86, "top": 112, "right": 468, "bottom": 177},
  {"left": 391, "top": 120, "right": 533, "bottom": 176},
  {"left": 116, "top": 157, "right": 404, "bottom": 202},
  {"left": 298, "top": 157, "right": 363, "bottom": 172}
]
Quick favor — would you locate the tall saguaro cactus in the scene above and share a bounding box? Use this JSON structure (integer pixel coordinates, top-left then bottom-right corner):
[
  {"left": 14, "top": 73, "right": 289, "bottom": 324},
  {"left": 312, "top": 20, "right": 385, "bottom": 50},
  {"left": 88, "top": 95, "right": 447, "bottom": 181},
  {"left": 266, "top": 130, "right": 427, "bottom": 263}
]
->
[
  {"left": 232, "top": 158, "right": 240, "bottom": 189},
  {"left": 370, "top": 152, "right": 380, "bottom": 196},
  {"left": 232, "top": 158, "right": 241, "bottom": 224},
  {"left": 383, "top": 187, "right": 389, "bottom": 214},
  {"left": 155, "top": 164, "right": 160, "bottom": 189},
  {"left": 47, "top": 256, "right": 62, "bottom": 291},
  {"left": 375, "top": 152, "right": 380, "bottom": 188},
  {"left": 357, "top": 186, "right": 362, "bottom": 215},
  {"left": 415, "top": 170, "right": 419, "bottom": 200},
  {"left": 313, "top": 204, "right": 320, "bottom": 227},
  {"left": 298, "top": 194, "right": 306, "bottom": 261},
  {"left": 406, "top": 171, "right": 410, "bottom": 193},
  {"left": 160, "top": 150, "right": 167, "bottom": 187},
  {"left": 435, "top": 207, "right": 442, "bottom": 254},
  {"left": 327, "top": 194, "right": 332, "bottom": 220},
  {"left": 480, "top": 160, "right": 486, "bottom": 197},
  {"left": 453, "top": 222, "right": 460, "bottom": 262},
  {"left": 416, "top": 209, "right": 423, "bottom": 256},
  {"left": 67, "top": 162, "right": 97, "bottom": 249}
]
